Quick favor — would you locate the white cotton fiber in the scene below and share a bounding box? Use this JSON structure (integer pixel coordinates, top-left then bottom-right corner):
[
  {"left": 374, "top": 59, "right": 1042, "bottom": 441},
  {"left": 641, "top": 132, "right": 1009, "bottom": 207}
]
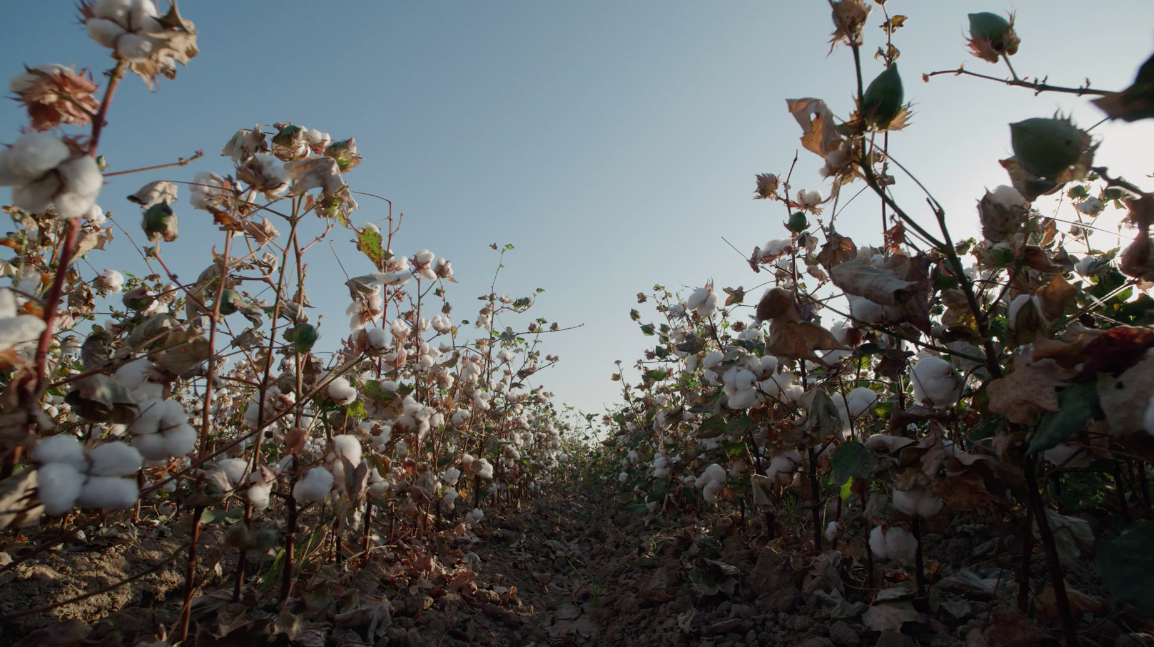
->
[
  {"left": 247, "top": 481, "right": 272, "bottom": 511},
  {"left": 0, "top": 133, "right": 70, "bottom": 186},
  {"left": 911, "top": 356, "right": 962, "bottom": 408},
  {"left": 442, "top": 466, "right": 461, "bottom": 487},
  {"left": 115, "top": 358, "right": 154, "bottom": 391},
  {"left": 330, "top": 435, "right": 362, "bottom": 466},
  {"left": 77, "top": 476, "right": 139, "bottom": 509},
  {"left": 162, "top": 423, "right": 198, "bottom": 458},
  {"left": 37, "top": 462, "right": 84, "bottom": 515},
  {"left": 31, "top": 434, "right": 85, "bottom": 469},
  {"left": 293, "top": 467, "right": 334, "bottom": 503},
  {"left": 702, "top": 479, "right": 724, "bottom": 503},
  {"left": 85, "top": 441, "right": 143, "bottom": 476},
  {"left": 327, "top": 376, "right": 357, "bottom": 406},
  {"left": 132, "top": 432, "right": 170, "bottom": 461},
  {"left": 366, "top": 328, "right": 389, "bottom": 349},
  {"left": 214, "top": 458, "right": 248, "bottom": 487}
]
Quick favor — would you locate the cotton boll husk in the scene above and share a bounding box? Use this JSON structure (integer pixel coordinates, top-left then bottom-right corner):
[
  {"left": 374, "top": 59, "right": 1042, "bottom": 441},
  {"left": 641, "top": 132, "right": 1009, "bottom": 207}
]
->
[
  {"left": 85, "top": 441, "right": 143, "bottom": 476},
  {"left": 247, "top": 481, "right": 272, "bottom": 511},
  {"left": 293, "top": 467, "right": 334, "bottom": 503},
  {"left": 331, "top": 435, "right": 362, "bottom": 465},
  {"left": 214, "top": 458, "right": 248, "bottom": 487},
  {"left": 31, "top": 434, "right": 85, "bottom": 469},
  {"left": 37, "top": 462, "right": 84, "bottom": 515},
  {"left": 162, "top": 423, "right": 198, "bottom": 458}
]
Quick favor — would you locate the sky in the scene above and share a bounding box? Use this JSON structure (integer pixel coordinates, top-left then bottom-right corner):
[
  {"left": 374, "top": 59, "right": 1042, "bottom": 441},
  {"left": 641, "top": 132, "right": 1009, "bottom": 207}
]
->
[{"left": 2, "top": 1, "right": 1153, "bottom": 418}]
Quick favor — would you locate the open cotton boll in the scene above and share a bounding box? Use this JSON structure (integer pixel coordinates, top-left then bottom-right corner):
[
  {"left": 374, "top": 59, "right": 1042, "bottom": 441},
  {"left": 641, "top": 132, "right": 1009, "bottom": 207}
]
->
[
  {"left": 0, "top": 133, "right": 70, "bottom": 186},
  {"left": 466, "top": 508, "right": 484, "bottom": 524},
  {"left": 702, "top": 478, "right": 724, "bottom": 503},
  {"left": 214, "top": 458, "right": 248, "bottom": 487},
  {"left": 911, "top": 356, "right": 962, "bottom": 408},
  {"left": 31, "top": 434, "right": 85, "bottom": 470},
  {"left": 327, "top": 376, "right": 357, "bottom": 405},
  {"left": 766, "top": 450, "right": 802, "bottom": 486},
  {"left": 37, "top": 462, "right": 84, "bottom": 515},
  {"left": 473, "top": 458, "right": 494, "bottom": 480},
  {"left": 366, "top": 328, "right": 389, "bottom": 349},
  {"left": 892, "top": 487, "right": 943, "bottom": 518},
  {"left": 77, "top": 476, "right": 138, "bottom": 509},
  {"left": 133, "top": 432, "right": 170, "bottom": 461},
  {"left": 331, "top": 435, "right": 362, "bottom": 466},
  {"left": 115, "top": 358, "right": 155, "bottom": 391},
  {"left": 825, "top": 521, "right": 841, "bottom": 542},
  {"left": 53, "top": 156, "right": 102, "bottom": 218},
  {"left": 694, "top": 463, "right": 727, "bottom": 489},
  {"left": 85, "top": 441, "right": 143, "bottom": 477},
  {"left": 86, "top": 18, "right": 126, "bottom": 48},
  {"left": 247, "top": 481, "right": 272, "bottom": 511},
  {"left": 442, "top": 466, "right": 461, "bottom": 486},
  {"left": 162, "top": 423, "right": 198, "bottom": 458},
  {"left": 441, "top": 489, "right": 458, "bottom": 510},
  {"left": 726, "top": 388, "right": 758, "bottom": 410},
  {"left": 293, "top": 467, "right": 334, "bottom": 503},
  {"left": 617, "top": 472, "right": 628, "bottom": 483}
]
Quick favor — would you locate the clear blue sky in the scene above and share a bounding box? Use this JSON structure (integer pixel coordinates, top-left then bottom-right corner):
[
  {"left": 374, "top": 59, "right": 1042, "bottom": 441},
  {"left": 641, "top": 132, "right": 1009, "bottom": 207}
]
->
[{"left": 3, "top": 1, "right": 1153, "bottom": 416}]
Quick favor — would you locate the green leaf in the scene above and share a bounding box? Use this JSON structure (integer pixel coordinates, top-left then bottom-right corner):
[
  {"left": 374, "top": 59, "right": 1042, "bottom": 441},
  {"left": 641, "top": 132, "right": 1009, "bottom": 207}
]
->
[
  {"left": 831, "top": 441, "right": 877, "bottom": 485},
  {"left": 839, "top": 477, "right": 854, "bottom": 501},
  {"left": 361, "top": 380, "right": 397, "bottom": 404},
  {"left": 626, "top": 503, "right": 650, "bottom": 516},
  {"left": 356, "top": 227, "right": 387, "bottom": 271},
  {"left": 1098, "top": 520, "right": 1154, "bottom": 617},
  {"left": 1027, "top": 382, "right": 1104, "bottom": 455},
  {"left": 696, "top": 415, "right": 727, "bottom": 439},
  {"left": 202, "top": 508, "right": 245, "bottom": 525},
  {"left": 726, "top": 415, "right": 753, "bottom": 435}
]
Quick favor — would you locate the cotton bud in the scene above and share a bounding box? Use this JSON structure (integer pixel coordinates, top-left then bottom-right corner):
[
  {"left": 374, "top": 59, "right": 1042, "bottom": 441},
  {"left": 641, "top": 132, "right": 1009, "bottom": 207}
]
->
[
  {"left": 1009, "top": 117, "right": 1091, "bottom": 180},
  {"left": 861, "top": 63, "right": 904, "bottom": 130},
  {"left": 967, "top": 12, "right": 1020, "bottom": 64},
  {"left": 142, "top": 202, "right": 179, "bottom": 243}
]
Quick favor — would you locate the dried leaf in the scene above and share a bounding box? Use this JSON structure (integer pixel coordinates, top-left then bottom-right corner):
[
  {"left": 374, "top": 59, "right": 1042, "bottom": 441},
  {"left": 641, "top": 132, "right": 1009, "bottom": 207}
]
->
[
  {"left": 986, "top": 352, "right": 1066, "bottom": 425},
  {"left": 787, "top": 98, "right": 846, "bottom": 157}
]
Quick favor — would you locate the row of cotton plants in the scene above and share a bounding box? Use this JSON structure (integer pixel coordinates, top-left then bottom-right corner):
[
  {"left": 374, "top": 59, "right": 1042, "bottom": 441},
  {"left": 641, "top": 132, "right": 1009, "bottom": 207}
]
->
[
  {"left": 0, "top": 1, "right": 583, "bottom": 641},
  {"left": 592, "top": 4, "right": 1154, "bottom": 641}
]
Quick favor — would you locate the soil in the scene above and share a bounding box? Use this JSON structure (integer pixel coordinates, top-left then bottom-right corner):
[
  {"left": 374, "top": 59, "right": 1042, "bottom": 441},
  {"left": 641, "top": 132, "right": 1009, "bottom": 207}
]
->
[{"left": 1, "top": 485, "right": 1153, "bottom": 647}]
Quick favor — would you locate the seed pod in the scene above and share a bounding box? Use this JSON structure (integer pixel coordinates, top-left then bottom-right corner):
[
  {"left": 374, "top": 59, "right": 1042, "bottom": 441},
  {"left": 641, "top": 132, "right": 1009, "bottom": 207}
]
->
[
  {"left": 1010, "top": 117, "right": 1086, "bottom": 179},
  {"left": 141, "top": 202, "right": 178, "bottom": 243},
  {"left": 967, "top": 12, "right": 1020, "bottom": 63},
  {"left": 284, "top": 322, "right": 319, "bottom": 353},
  {"left": 862, "top": 63, "right": 903, "bottom": 129}
]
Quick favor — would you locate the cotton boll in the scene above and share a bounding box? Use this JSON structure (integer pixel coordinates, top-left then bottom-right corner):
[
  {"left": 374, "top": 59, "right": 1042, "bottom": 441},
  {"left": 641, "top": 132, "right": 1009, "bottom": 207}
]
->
[
  {"left": 702, "top": 479, "right": 724, "bottom": 503},
  {"left": 31, "top": 434, "right": 85, "bottom": 469},
  {"left": 884, "top": 526, "right": 918, "bottom": 562},
  {"left": 162, "top": 423, "right": 197, "bottom": 458},
  {"left": 86, "top": 18, "right": 125, "bottom": 48},
  {"left": 85, "top": 441, "right": 143, "bottom": 477},
  {"left": 331, "top": 435, "right": 362, "bottom": 466},
  {"left": 990, "top": 185, "right": 1027, "bottom": 208},
  {"left": 247, "top": 481, "right": 272, "bottom": 511},
  {"left": 825, "top": 521, "right": 841, "bottom": 542},
  {"left": 910, "top": 356, "right": 962, "bottom": 408},
  {"left": 474, "top": 458, "right": 494, "bottom": 480},
  {"left": 443, "top": 466, "right": 461, "bottom": 486},
  {"left": 115, "top": 358, "right": 155, "bottom": 391},
  {"left": 54, "top": 156, "right": 102, "bottom": 218},
  {"left": 115, "top": 33, "right": 153, "bottom": 61},
  {"left": 327, "top": 376, "right": 357, "bottom": 406},
  {"left": 77, "top": 476, "right": 138, "bottom": 509},
  {"left": 293, "top": 467, "right": 334, "bottom": 503},
  {"left": 10, "top": 174, "right": 59, "bottom": 214},
  {"left": 214, "top": 458, "right": 248, "bottom": 487},
  {"left": 0, "top": 133, "right": 70, "bottom": 185},
  {"left": 1006, "top": 294, "right": 1034, "bottom": 330},
  {"left": 891, "top": 488, "right": 918, "bottom": 516},
  {"left": 441, "top": 489, "right": 458, "bottom": 510},
  {"left": 37, "top": 462, "right": 84, "bottom": 515},
  {"left": 617, "top": 472, "right": 628, "bottom": 483},
  {"left": 366, "top": 328, "right": 389, "bottom": 349},
  {"left": 869, "top": 526, "right": 888, "bottom": 559}
]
